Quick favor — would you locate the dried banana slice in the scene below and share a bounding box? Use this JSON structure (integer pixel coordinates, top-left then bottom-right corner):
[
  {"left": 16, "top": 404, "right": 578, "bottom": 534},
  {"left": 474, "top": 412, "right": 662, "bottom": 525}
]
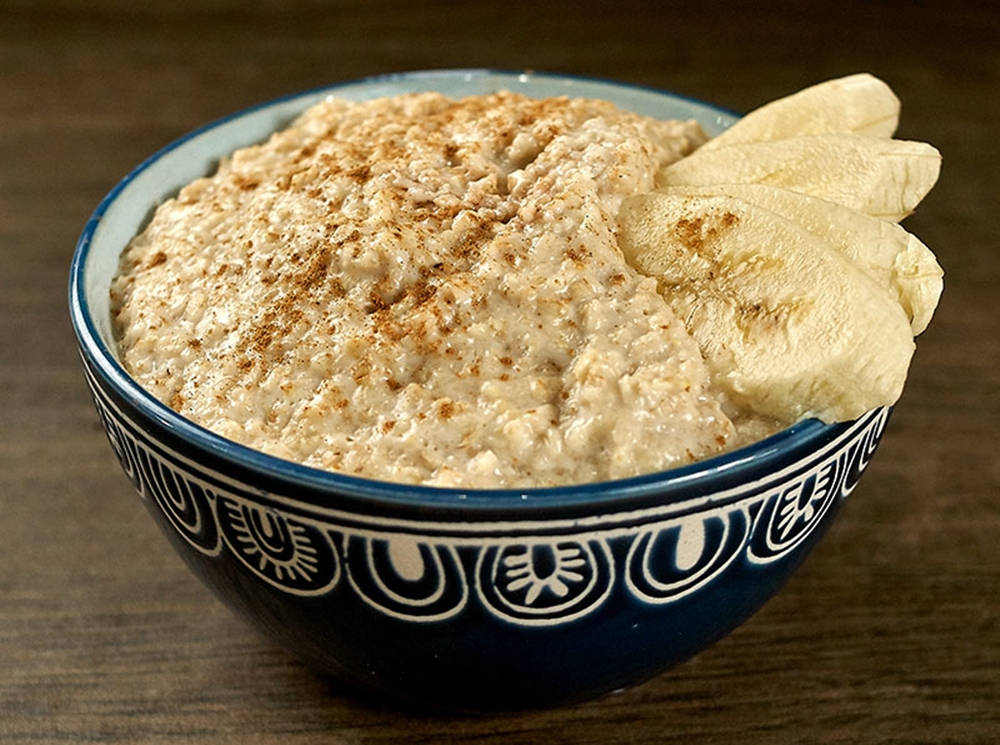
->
[
  {"left": 618, "top": 193, "right": 915, "bottom": 424},
  {"left": 658, "top": 134, "right": 941, "bottom": 221},
  {"left": 700, "top": 73, "right": 900, "bottom": 151},
  {"left": 658, "top": 184, "right": 943, "bottom": 333}
]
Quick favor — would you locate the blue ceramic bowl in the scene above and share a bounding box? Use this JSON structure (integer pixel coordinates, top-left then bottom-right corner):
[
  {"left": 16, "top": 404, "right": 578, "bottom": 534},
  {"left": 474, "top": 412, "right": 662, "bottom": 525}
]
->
[{"left": 69, "top": 69, "right": 890, "bottom": 711}]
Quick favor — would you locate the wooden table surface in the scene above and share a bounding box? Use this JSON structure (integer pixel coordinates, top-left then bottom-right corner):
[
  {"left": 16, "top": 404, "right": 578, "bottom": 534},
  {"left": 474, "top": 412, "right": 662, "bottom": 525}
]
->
[{"left": 3, "top": 1, "right": 998, "bottom": 742}]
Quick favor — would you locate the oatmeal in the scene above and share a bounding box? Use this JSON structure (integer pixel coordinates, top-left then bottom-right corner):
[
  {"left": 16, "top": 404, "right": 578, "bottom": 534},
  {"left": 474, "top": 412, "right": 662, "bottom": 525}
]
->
[{"left": 111, "top": 91, "right": 749, "bottom": 488}]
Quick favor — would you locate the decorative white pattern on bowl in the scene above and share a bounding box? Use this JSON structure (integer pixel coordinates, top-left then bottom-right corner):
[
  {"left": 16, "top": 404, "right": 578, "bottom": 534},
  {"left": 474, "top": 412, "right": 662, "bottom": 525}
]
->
[{"left": 85, "top": 363, "right": 886, "bottom": 627}]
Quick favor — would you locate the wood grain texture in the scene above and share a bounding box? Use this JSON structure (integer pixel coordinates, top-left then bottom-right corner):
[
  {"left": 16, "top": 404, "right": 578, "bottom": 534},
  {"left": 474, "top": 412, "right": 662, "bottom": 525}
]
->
[{"left": 2, "top": 1, "right": 998, "bottom": 742}]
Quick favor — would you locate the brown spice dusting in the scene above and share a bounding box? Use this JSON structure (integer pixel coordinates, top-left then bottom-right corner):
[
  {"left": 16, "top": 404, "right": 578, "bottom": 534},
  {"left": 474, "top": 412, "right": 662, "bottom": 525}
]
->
[
  {"left": 368, "top": 290, "right": 389, "bottom": 313},
  {"left": 352, "top": 361, "right": 371, "bottom": 384},
  {"left": 372, "top": 311, "right": 406, "bottom": 342},
  {"left": 449, "top": 223, "right": 493, "bottom": 261},
  {"left": 499, "top": 373, "right": 510, "bottom": 382},
  {"left": 169, "top": 392, "right": 184, "bottom": 410},
  {"left": 233, "top": 174, "right": 260, "bottom": 191},
  {"left": 147, "top": 252, "right": 168, "bottom": 268},
  {"left": 609, "top": 273, "right": 625, "bottom": 285},
  {"left": 238, "top": 242, "right": 339, "bottom": 363},
  {"left": 438, "top": 401, "right": 456, "bottom": 420},
  {"left": 673, "top": 217, "right": 703, "bottom": 249},
  {"left": 386, "top": 376, "right": 402, "bottom": 391},
  {"left": 246, "top": 317, "right": 278, "bottom": 359},
  {"left": 499, "top": 356, "right": 513, "bottom": 367},
  {"left": 411, "top": 278, "right": 437, "bottom": 305},
  {"left": 381, "top": 420, "right": 396, "bottom": 433},
  {"left": 673, "top": 211, "right": 739, "bottom": 252},
  {"left": 346, "top": 164, "right": 371, "bottom": 182}
]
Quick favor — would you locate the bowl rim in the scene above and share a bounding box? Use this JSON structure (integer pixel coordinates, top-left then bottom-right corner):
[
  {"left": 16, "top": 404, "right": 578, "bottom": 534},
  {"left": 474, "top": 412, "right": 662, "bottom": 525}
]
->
[{"left": 68, "top": 67, "right": 840, "bottom": 511}]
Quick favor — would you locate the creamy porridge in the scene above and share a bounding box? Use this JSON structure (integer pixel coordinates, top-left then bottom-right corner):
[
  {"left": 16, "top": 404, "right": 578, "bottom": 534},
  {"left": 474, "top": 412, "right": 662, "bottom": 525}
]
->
[{"left": 111, "top": 91, "right": 770, "bottom": 488}]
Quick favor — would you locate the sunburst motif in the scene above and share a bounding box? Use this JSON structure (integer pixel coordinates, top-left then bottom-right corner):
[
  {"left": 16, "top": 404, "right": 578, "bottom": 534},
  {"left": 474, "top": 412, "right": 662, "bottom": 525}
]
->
[
  {"left": 502, "top": 544, "right": 587, "bottom": 606},
  {"left": 226, "top": 503, "right": 320, "bottom": 583},
  {"left": 775, "top": 463, "right": 837, "bottom": 541}
]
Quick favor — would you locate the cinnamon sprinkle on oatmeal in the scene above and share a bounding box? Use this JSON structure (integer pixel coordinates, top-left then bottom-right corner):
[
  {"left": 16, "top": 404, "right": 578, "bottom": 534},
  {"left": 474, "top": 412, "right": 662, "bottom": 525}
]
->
[{"left": 110, "top": 90, "right": 742, "bottom": 488}]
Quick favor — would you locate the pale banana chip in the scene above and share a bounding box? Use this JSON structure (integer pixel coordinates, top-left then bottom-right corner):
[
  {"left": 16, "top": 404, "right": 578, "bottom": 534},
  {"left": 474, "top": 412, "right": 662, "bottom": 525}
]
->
[
  {"left": 618, "top": 193, "right": 915, "bottom": 424},
  {"left": 658, "top": 184, "right": 943, "bottom": 333},
  {"left": 700, "top": 73, "right": 900, "bottom": 151},
  {"left": 657, "top": 134, "right": 941, "bottom": 221}
]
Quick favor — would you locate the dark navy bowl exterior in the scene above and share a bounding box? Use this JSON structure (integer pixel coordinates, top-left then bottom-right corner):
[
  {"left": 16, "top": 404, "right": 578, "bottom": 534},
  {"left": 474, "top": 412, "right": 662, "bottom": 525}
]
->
[
  {"left": 78, "top": 348, "right": 888, "bottom": 710},
  {"left": 68, "top": 70, "right": 891, "bottom": 710}
]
